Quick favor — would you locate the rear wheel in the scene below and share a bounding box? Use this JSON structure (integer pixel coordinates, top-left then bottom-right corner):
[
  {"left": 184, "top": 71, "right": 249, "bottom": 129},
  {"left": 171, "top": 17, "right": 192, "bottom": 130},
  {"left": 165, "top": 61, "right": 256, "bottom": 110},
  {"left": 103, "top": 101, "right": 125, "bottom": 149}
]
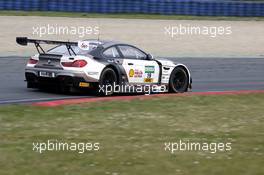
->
[
  {"left": 98, "top": 68, "right": 118, "bottom": 96},
  {"left": 169, "top": 67, "right": 189, "bottom": 93}
]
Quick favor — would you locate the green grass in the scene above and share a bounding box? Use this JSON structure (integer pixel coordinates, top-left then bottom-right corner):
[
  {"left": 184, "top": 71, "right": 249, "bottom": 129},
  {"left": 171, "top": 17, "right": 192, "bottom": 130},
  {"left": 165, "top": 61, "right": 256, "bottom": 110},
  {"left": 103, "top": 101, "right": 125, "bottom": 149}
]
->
[
  {"left": 0, "top": 93, "right": 264, "bottom": 175},
  {"left": 1, "top": 10, "right": 264, "bottom": 21}
]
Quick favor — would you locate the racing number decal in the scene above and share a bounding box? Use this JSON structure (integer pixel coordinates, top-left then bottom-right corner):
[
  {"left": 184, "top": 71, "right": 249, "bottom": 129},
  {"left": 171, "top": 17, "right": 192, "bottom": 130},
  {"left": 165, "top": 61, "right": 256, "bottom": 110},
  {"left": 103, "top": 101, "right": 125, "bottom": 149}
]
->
[{"left": 144, "top": 66, "right": 155, "bottom": 83}]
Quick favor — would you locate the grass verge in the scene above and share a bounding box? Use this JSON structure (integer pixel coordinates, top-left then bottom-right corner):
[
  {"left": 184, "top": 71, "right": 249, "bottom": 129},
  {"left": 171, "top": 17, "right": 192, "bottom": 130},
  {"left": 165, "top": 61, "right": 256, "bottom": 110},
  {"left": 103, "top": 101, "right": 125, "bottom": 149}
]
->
[
  {"left": 0, "top": 93, "right": 263, "bottom": 175},
  {"left": 0, "top": 10, "right": 264, "bottom": 21}
]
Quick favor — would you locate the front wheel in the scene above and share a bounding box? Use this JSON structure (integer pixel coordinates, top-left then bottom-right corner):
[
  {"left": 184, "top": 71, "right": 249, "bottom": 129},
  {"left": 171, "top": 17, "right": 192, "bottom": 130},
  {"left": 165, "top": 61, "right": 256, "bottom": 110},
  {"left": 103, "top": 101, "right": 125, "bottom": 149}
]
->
[
  {"left": 98, "top": 68, "right": 118, "bottom": 96},
  {"left": 169, "top": 67, "right": 189, "bottom": 93}
]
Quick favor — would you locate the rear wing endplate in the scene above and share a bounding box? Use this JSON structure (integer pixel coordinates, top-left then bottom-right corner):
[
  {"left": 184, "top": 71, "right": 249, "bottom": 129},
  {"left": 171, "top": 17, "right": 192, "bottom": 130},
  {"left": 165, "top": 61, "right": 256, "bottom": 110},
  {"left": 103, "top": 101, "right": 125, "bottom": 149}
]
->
[{"left": 16, "top": 37, "right": 78, "bottom": 55}]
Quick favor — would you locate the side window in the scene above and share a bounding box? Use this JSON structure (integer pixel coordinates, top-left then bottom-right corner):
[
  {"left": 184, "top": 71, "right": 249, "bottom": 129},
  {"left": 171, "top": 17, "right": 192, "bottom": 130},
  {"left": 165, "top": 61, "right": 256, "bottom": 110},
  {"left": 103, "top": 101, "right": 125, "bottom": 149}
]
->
[
  {"left": 103, "top": 47, "right": 120, "bottom": 58},
  {"left": 118, "top": 45, "right": 146, "bottom": 59}
]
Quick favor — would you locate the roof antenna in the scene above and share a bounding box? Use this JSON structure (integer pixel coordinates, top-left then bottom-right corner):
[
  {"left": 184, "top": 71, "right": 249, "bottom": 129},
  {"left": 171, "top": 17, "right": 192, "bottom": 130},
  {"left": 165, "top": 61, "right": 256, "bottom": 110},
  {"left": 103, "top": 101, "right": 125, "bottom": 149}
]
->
[
  {"left": 97, "top": 28, "right": 100, "bottom": 41},
  {"left": 96, "top": 20, "right": 101, "bottom": 42}
]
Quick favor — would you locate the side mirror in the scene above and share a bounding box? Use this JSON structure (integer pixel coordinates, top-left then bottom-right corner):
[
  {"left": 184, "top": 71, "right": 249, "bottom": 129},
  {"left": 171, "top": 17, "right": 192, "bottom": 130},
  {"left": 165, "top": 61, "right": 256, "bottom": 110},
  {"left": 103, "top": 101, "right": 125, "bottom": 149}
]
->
[{"left": 146, "top": 54, "right": 153, "bottom": 60}]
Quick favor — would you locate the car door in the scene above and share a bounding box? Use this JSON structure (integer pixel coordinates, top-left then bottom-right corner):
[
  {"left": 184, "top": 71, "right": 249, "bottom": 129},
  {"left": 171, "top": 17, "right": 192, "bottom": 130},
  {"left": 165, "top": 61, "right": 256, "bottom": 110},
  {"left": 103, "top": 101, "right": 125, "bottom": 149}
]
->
[{"left": 118, "top": 45, "right": 159, "bottom": 84}]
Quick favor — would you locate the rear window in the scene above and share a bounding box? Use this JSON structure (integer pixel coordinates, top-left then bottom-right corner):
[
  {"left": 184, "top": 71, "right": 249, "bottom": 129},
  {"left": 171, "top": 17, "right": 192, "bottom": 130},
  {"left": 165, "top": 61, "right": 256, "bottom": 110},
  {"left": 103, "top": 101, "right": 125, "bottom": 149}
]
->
[
  {"left": 103, "top": 47, "right": 120, "bottom": 58},
  {"left": 48, "top": 42, "right": 100, "bottom": 55}
]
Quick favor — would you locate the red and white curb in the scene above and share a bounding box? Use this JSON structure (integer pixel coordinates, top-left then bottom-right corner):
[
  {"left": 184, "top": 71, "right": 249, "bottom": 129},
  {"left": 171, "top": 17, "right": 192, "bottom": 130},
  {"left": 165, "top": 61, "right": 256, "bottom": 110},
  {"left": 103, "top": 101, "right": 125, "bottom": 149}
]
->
[{"left": 32, "top": 89, "right": 264, "bottom": 107}]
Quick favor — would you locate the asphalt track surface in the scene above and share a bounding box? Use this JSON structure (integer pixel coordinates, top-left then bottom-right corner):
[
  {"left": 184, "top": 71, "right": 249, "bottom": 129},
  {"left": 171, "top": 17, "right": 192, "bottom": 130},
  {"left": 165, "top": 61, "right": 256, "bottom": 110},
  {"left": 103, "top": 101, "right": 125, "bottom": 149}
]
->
[{"left": 0, "top": 57, "right": 263, "bottom": 104}]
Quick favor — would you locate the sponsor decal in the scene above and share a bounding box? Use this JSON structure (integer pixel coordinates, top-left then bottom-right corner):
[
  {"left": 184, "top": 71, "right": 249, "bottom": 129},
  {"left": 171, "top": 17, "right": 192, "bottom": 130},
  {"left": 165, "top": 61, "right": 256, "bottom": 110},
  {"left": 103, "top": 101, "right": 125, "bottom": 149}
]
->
[
  {"left": 79, "top": 82, "right": 90, "bottom": 87},
  {"left": 145, "top": 66, "right": 155, "bottom": 73},
  {"left": 78, "top": 41, "right": 90, "bottom": 50},
  {"left": 144, "top": 78, "right": 153, "bottom": 83},
  {"left": 129, "top": 69, "right": 143, "bottom": 78},
  {"left": 129, "top": 69, "right": 134, "bottom": 77},
  {"left": 134, "top": 69, "right": 143, "bottom": 78}
]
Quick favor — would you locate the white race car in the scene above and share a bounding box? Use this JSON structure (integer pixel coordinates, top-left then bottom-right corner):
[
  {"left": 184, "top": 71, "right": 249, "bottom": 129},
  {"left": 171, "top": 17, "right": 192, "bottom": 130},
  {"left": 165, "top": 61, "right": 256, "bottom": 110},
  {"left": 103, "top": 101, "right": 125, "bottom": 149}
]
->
[{"left": 16, "top": 37, "right": 192, "bottom": 95}]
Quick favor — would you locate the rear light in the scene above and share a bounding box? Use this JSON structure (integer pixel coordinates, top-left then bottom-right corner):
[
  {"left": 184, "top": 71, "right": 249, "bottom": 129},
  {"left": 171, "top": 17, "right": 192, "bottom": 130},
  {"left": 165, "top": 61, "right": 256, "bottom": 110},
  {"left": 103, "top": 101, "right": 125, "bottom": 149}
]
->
[
  {"left": 61, "top": 60, "right": 87, "bottom": 68},
  {"left": 28, "top": 58, "right": 38, "bottom": 64}
]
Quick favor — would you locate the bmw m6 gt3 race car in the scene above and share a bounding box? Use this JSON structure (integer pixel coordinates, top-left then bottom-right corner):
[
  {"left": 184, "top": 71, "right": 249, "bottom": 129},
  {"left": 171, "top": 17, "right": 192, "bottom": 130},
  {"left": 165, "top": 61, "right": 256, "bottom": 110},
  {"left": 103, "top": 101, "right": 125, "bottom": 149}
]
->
[{"left": 16, "top": 37, "right": 192, "bottom": 95}]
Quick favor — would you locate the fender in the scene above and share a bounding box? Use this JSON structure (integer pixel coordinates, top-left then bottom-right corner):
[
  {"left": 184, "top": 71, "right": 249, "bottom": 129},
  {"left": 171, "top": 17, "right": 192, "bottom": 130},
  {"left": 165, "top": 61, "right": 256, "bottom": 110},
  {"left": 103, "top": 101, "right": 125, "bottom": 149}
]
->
[{"left": 100, "top": 62, "right": 129, "bottom": 84}]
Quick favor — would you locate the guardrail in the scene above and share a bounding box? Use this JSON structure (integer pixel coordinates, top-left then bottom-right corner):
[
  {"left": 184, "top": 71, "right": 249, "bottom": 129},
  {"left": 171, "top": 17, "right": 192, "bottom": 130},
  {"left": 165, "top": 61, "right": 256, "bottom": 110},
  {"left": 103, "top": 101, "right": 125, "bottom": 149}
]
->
[{"left": 0, "top": 0, "right": 263, "bottom": 16}]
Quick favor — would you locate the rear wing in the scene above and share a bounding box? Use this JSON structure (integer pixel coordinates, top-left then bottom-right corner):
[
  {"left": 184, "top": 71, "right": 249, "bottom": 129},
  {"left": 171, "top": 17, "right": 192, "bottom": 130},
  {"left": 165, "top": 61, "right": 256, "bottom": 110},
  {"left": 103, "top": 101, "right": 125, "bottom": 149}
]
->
[{"left": 16, "top": 37, "right": 78, "bottom": 55}]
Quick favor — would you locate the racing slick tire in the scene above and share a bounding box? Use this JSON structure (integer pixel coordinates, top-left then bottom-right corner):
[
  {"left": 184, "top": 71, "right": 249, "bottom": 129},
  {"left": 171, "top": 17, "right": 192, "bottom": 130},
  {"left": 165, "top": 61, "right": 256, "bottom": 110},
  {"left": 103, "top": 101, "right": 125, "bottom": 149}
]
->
[
  {"left": 98, "top": 67, "right": 118, "bottom": 96},
  {"left": 169, "top": 66, "right": 189, "bottom": 93}
]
